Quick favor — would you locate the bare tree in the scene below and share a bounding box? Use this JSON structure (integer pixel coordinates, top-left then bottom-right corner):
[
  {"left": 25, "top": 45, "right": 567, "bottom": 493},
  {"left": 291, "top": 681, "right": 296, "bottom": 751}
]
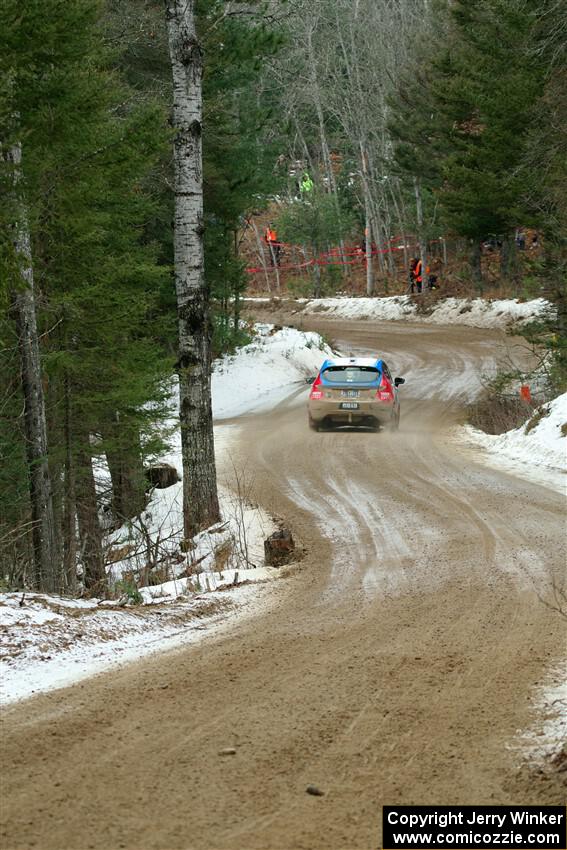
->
[
  {"left": 4, "top": 141, "right": 60, "bottom": 592},
  {"left": 165, "top": 0, "right": 220, "bottom": 538},
  {"left": 270, "top": 0, "right": 436, "bottom": 283}
]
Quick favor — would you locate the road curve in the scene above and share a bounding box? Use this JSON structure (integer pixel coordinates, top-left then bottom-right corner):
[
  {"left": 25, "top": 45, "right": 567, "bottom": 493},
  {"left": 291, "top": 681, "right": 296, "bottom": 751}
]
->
[{"left": 1, "top": 318, "right": 565, "bottom": 850}]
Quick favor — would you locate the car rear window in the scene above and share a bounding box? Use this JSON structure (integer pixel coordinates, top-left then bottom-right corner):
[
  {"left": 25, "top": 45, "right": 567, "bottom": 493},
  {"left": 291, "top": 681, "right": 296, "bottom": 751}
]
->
[{"left": 322, "top": 366, "right": 380, "bottom": 384}]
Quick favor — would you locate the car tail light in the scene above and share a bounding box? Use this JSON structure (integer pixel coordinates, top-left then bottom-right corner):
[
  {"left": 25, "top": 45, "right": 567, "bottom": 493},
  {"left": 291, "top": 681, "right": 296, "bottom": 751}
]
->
[
  {"left": 309, "top": 374, "right": 324, "bottom": 400},
  {"left": 375, "top": 374, "right": 394, "bottom": 402}
]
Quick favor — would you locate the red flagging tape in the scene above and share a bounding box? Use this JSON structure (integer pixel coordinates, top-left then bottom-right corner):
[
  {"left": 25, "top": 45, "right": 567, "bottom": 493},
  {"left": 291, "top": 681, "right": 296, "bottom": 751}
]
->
[{"left": 246, "top": 243, "right": 408, "bottom": 275}]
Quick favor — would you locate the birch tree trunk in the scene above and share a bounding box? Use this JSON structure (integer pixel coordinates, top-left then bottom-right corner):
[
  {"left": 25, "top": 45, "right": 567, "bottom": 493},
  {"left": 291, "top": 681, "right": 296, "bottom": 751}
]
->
[
  {"left": 165, "top": 0, "right": 220, "bottom": 538},
  {"left": 5, "top": 141, "right": 60, "bottom": 592},
  {"left": 305, "top": 23, "right": 348, "bottom": 275}
]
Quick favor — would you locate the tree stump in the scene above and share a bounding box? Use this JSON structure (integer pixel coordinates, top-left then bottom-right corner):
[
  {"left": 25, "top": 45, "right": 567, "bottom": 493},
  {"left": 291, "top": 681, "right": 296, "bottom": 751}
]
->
[
  {"left": 145, "top": 464, "right": 180, "bottom": 490},
  {"left": 264, "top": 529, "right": 295, "bottom": 567}
]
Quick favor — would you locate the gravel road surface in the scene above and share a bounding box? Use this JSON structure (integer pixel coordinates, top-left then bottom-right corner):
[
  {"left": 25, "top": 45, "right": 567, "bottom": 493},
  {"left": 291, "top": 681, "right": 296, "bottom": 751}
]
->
[{"left": 1, "top": 318, "right": 565, "bottom": 850}]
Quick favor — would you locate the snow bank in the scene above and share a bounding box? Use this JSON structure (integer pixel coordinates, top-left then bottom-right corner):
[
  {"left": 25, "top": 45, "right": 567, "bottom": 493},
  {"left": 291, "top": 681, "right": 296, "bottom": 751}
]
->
[
  {"left": 106, "top": 465, "right": 276, "bottom": 589},
  {"left": 212, "top": 323, "right": 333, "bottom": 418},
  {"left": 273, "top": 295, "right": 551, "bottom": 329},
  {"left": 301, "top": 296, "right": 415, "bottom": 322},
  {"left": 0, "top": 585, "right": 276, "bottom": 704},
  {"left": 422, "top": 297, "right": 551, "bottom": 328},
  {"left": 462, "top": 392, "right": 567, "bottom": 477},
  {"left": 106, "top": 323, "right": 332, "bottom": 588}
]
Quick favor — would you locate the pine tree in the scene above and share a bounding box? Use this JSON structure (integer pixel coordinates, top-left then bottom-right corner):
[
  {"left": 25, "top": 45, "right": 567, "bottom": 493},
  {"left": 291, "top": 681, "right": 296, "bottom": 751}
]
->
[
  {"left": 200, "top": 1, "right": 283, "bottom": 349},
  {"left": 1, "top": 0, "right": 172, "bottom": 590},
  {"left": 517, "top": 0, "right": 567, "bottom": 389},
  {"left": 0, "top": 0, "right": 99, "bottom": 589},
  {"left": 432, "top": 0, "right": 545, "bottom": 287}
]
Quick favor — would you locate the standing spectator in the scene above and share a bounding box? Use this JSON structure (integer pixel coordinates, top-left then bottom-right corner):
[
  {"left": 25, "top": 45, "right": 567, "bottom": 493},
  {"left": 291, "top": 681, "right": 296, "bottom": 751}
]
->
[
  {"left": 265, "top": 225, "right": 280, "bottom": 266},
  {"left": 408, "top": 258, "right": 419, "bottom": 293},
  {"left": 300, "top": 172, "right": 314, "bottom": 196},
  {"left": 414, "top": 258, "right": 425, "bottom": 293}
]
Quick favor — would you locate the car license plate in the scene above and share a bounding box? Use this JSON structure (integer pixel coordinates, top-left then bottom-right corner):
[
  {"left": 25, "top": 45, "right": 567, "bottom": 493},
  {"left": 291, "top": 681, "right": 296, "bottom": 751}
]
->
[
  {"left": 340, "top": 402, "right": 359, "bottom": 410},
  {"left": 341, "top": 390, "right": 359, "bottom": 398}
]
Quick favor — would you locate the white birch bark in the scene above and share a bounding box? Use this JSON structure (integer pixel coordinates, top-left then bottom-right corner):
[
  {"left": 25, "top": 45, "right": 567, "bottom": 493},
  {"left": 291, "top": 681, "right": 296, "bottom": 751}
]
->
[
  {"left": 5, "top": 141, "right": 60, "bottom": 591},
  {"left": 165, "top": 0, "right": 220, "bottom": 537}
]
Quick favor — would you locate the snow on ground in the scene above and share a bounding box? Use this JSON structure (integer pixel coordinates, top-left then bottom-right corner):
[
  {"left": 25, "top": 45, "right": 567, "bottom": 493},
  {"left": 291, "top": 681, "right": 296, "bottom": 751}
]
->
[
  {"left": 1, "top": 324, "right": 330, "bottom": 705},
  {"left": 107, "top": 323, "right": 333, "bottom": 588},
  {"left": 513, "top": 661, "right": 567, "bottom": 765},
  {"left": 0, "top": 453, "right": 281, "bottom": 705},
  {"left": 212, "top": 323, "right": 333, "bottom": 418},
  {"left": 421, "top": 296, "right": 551, "bottom": 328},
  {"left": 247, "top": 295, "right": 551, "bottom": 329},
  {"left": 0, "top": 584, "right": 279, "bottom": 704},
  {"left": 302, "top": 295, "right": 414, "bottom": 322},
  {"left": 456, "top": 393, "right": 567, "bottom": 491}
]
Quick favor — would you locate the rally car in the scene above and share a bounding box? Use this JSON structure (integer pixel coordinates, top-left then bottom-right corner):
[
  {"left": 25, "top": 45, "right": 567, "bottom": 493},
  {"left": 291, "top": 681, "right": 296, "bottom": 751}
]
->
[{"left": 307, "top": 356, "right": 405, "bottom": 431}]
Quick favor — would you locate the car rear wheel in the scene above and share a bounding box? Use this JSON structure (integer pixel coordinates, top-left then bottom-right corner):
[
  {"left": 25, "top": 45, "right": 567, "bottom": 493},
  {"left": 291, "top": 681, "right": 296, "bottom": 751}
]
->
[{"left": 308, "top": 415, "right": 320, "bottom": 432}]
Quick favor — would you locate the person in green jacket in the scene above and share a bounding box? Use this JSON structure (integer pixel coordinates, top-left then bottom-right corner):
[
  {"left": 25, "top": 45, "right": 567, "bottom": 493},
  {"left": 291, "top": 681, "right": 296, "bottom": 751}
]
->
[{"left": 300, "top": 172, "right": 314, "bottom": 195}]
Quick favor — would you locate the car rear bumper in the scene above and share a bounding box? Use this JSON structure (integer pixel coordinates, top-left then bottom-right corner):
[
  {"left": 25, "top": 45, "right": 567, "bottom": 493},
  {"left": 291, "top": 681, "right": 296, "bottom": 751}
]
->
[{"left": 308, "top": 398, "right": 394, "bottom": 425}]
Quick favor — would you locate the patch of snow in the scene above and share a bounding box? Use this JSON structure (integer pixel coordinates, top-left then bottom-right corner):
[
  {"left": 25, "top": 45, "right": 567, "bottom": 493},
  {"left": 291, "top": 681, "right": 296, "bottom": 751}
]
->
[
  {"left": 106, "top": 323, "right": 331, "bottom": 584},
  {"left": 0, "top": 605, "right": 63, "bottom": 627},
  {"left": 212, "top": 324, "right": 333, "bottom": 419},
  {"left": 106, "top": 424, "right": 276, "bottom": 585},
  {"left": 266, "top": 295, "right": 552, "bottom": 329},
  {"left": 301, "top": 295, "right": 416, "bottom": 322},
  {"left": 0, "top": 583, "right": 280, "bottom": 704},
  {"left": 138, "top": 566, "right": 277, "bottom": 604},
  {"left": 514, "top": 661, "right": 567, "bottom": 763},
  {"left": 457, "top": 393, "right": 567, "bottom": 488},
  {"left": 422, "top": 297, "right": 551, "bottom": 328}
]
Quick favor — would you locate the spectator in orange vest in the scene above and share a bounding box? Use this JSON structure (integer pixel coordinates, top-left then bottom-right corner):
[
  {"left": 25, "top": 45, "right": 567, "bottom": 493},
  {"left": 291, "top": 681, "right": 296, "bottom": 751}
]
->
[
  {"left": 265, "top": 225, "right": 280, "bottom": 266},
  {"left": 409, "top": 258, "right": 419, "bottom": 293},
  {"left": 413, "top": 258, "right": 432, "bottom": 293},
  {"left": 414, "top": 258, "right": 424, "bottom": 293}
]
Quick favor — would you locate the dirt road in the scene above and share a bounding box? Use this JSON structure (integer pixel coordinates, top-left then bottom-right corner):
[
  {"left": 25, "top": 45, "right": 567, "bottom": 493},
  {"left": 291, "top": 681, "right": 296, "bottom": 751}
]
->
[{"left": 1, "top": 319, "right": 565, "bottom": 850}]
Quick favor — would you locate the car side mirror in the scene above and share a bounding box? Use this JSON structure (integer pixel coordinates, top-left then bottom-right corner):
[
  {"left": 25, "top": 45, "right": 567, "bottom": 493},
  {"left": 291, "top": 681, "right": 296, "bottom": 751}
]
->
[
  {"left": 306, "top": 376, "right": 317, "bottom": 384},
  {"left": 394, "top": 377, "right": 405, "bottom": 387}
]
